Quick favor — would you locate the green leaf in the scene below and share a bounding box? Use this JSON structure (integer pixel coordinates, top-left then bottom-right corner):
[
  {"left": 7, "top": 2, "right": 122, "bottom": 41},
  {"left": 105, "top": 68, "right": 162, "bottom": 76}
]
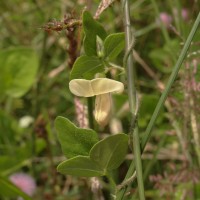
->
[
  {"left": 104, "top": 33, "right": 125, "bottom": 60},
  {"left": 0, "top": 47, "right": 39, "bottom": 98},
  {"left": 0, "top": 176, "right": 32, "bottom": 199},
  {"left": 83, "top": 11, "right": 107, "bottom": 56},
  {"left": 55, "top": 116, "right": 98, "bottom": 158},
  {"left": 90, "top": 134, "right": 128, "bottom": 171},
  {"left": 57, "top": 156, "right": 104, "bottom": 177},
  {"left": 70, "top": 55, "right": 104, "bottom": 80}
]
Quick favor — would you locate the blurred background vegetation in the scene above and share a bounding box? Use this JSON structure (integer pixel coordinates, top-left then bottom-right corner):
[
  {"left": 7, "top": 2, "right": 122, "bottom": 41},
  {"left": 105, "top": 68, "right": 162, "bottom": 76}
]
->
[{"left": 0, "top": 0, "right": 200, "bottom": 199}]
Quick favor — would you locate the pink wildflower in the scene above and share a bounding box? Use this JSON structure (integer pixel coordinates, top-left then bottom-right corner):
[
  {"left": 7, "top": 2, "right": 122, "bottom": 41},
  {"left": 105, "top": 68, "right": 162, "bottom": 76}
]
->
[
  {"left": 9, "top": 173, "right": 36, "bottom": 196},
  {"left": 159, "top": 12, "right": 172, "bottom": 27},
  {"left": 181, "top": 9, "right": 189, "bottom": 20},
  {"left": 173, "top": 8, "right": 189, "bottom": 21}
]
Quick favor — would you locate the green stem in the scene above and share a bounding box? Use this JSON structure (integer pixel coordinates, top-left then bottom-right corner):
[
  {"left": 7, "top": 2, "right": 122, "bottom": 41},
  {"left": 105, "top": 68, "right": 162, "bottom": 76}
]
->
[
  {"left": 108, "top": 62, "right": 125, "bottom": 72},
  {"left": 87, "top": 97, "right": 94, "bottom": 129},
  {"left": 116, "top": 11, "right": 200, "bottom": 200},
  {"left": 132, "top": 126, "right": 145, "bottom": 200},
  {"left": 134, "top": 22, "right": 158, "bottom": 37},
  {"left": 117, "top": 0, "right": 145, "bottom": 200},
  {"left": 106, "top": 173, "right": 116, "bottom": 192},
  {"left": 169, "top": 0, "right": 181, "bottom": 34}
]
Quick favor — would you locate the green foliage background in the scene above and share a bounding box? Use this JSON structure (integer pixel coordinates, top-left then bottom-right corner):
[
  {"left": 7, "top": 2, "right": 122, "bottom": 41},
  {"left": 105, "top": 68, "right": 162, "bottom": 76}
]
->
[{"left": 0, "top": 0, "right": 200, "bottom": 199}]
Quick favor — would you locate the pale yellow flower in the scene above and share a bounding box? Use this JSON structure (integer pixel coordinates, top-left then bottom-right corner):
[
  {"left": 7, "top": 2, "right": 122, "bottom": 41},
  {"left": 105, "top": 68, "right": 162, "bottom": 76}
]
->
[{"left": 69, "top": 78, "right": 124, "bottom": 126}]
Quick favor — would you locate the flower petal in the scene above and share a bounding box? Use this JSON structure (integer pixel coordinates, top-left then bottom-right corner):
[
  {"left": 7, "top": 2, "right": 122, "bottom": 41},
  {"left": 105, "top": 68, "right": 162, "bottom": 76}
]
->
[
  {"left": 91, "top": 78, "right": 124, "bottom": 95},
  {"left": 94, "top": 93, "right": 112, "bottom": 126},
  {"left": 69, "top": 79, "right": 95, "bottom": 97}
]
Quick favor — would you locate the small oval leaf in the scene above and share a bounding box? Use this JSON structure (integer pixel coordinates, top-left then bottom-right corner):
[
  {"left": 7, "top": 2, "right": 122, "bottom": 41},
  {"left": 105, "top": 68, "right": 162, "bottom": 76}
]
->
[
  {"left": 104, "top": 33, "right": 125, "bottom": 60},
  {"left": 70, "top": 55, "right": 104, "bottom": 80},
  {"left": 90, "top": 134, "right": 128, "bottom": 171},
  {"left": 83, "top": 11, "right": 107, "bottom": 56},
  {"left": 57, "top": 156, "right": 104, "bottom": 177}
]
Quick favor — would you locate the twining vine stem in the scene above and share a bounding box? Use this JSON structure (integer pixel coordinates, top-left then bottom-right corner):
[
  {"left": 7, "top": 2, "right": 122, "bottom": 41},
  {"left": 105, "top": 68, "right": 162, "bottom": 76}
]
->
[{"left": 116, "top": 0, "right": 146, "bottom": 199}]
